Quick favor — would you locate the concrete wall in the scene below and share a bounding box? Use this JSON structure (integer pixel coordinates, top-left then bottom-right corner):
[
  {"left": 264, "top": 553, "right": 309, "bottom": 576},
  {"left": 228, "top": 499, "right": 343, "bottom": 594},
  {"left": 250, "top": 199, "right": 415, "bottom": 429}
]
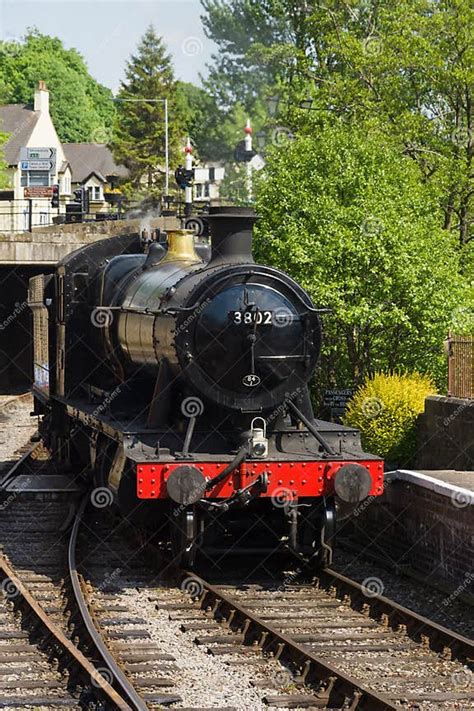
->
[
  {"left": 0, "top": 215, "right": 180, "bottom": 265},
  {"left": 417, "top": 395, "right": 474, "bottom": 470}
]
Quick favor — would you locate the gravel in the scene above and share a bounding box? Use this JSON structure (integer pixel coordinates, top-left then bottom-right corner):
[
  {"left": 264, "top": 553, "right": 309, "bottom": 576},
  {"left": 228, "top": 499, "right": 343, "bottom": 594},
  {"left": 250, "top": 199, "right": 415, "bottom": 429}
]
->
[
  {"left": 92, "top": 580, "right": 282, "bottom": 710},
  {"left": 0, "top": 393, "right": 37, "bottom": 465}
]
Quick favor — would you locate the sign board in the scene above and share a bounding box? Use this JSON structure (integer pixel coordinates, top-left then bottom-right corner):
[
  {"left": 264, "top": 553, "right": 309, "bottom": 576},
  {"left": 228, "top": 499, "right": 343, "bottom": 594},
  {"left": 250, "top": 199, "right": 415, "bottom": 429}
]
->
[
  {"left": 24, "top": 186, "right": 54, "bottom": 199},
  {"left": 21, "top": 160, "right": 55, "bottom": 171},
  {"left": 20, "top": 147, "right": 56, "bottom": 162},
  {"left": 323, "top": 388, "right": 357, "bottom": 422}
]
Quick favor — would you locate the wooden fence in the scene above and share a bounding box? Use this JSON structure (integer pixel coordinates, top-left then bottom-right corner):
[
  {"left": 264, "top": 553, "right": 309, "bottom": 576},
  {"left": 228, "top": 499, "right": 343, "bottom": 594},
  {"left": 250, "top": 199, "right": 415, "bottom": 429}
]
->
[{"left": 447, "top": 334, "right": 474, "bottom": 398}]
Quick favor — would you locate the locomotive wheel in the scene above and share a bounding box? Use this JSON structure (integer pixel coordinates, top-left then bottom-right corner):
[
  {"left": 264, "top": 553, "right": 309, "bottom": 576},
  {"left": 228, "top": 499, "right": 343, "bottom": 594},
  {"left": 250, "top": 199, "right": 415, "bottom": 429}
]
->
[
  {"left": 93, "top": 440, "right": 116, "bottom": 491},
  {"left": 320, "top": 497, "right": 336, "bottom": 566},
  {"left": 300, "top": 497, "right": 336, "bottom": 569},
  {"left": 171, "top": 507, "right": 199, "bottom": 568}
]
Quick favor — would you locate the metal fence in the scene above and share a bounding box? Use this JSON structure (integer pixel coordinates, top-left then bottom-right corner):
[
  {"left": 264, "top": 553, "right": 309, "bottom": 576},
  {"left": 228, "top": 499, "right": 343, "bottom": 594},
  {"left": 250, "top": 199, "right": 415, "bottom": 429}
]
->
[
  {"left": 447, "top": 334, "right": 474, "bottom": 398},
  {"left": 0, "top": 199, "right": 125, "bottom": 233}
]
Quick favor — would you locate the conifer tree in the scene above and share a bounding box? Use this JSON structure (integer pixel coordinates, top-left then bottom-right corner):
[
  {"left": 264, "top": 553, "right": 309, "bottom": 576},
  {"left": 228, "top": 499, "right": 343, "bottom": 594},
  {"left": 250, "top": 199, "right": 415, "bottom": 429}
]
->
[{"left": 112, "top": 26, "right": 183, "bottom": 193}]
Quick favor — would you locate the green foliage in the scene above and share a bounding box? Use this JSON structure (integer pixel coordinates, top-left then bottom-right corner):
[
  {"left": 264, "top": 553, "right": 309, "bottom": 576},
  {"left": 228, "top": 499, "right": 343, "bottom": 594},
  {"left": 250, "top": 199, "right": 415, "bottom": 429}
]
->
[
  {"left": 112, "top": 26, "right": 183, "bottom": 194},
  {"left": 0, "top": 29, "right": 114, "bottom": 142},
  {"left": 200, "top": 0, "right": 288, "bottom": 109},
  {"left": 176, "top": 82, "right": 215, "bottom": 159},
  {"left": 254, "top": 123, "right": 464, "bottom": 390},
  {"left": 0, "top": 131, "right": 10, "bottom": 188},
  {"left": 201, "top": 0, "right": 474, "bottom": 249},
  {"left": 343, "top": 372, "right": 436, "bottom": 464},
  {"left": 218, "top": 161, "right": 252, "bottom": 205},
  {"left": 176, "top": 81, "right": 266, "bottom": 161},
  {"left": 452, "top": 280, "right": 474, "bottom": 335}
]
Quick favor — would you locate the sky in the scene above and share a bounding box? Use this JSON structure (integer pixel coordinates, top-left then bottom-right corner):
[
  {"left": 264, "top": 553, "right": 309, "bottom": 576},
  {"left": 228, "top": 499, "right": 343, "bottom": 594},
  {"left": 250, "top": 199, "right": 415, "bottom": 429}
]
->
[{"left": 0, "top": 0, "right": 216, "bottom": 90}]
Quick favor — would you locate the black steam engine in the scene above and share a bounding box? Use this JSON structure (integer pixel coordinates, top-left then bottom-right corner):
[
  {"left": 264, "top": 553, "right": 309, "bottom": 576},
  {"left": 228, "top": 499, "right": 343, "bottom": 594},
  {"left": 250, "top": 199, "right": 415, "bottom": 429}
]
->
[{"left": 29, "top": 207, "right": 383, "bottom": 567}]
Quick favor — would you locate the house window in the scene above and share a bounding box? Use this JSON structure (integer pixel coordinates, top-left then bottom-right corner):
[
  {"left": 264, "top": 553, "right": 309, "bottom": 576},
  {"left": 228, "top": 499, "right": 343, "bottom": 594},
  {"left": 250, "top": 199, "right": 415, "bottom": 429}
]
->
[
  {"left": 39, "top": 212, "right": 48, "bottom": 225},
  {"left": 88, "top": 186, "right": 102, "bottom": 201},
  {"left": 209, "top": 167, "right": 215, "bottom": 181},
  {"left": 204, "top": 183, "right": 210, "bottom": 198},
  {"left": 195, "top": 184, "right": 202, "bottom": 199}
]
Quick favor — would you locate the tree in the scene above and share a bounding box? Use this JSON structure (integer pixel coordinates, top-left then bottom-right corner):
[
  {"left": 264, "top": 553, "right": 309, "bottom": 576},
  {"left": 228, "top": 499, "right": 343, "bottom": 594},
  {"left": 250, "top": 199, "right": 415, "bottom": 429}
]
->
[
  {"left": 112, "top": 26, "right": 183, "bottom": 193},
  {"left": 254, "top": 123, "right": 464, "bottom": 393},
  {"left": 201, "top": 0, "right": 474, "bottom": 251},
  {"left": 0, "top": 29, "right": 114, "bottom": 142},
  {"left": 200, "top": 0, "right": 294, "bottom": 109},
  {"left": 176, "top": 81, "right": 266, "bottom": 161}
]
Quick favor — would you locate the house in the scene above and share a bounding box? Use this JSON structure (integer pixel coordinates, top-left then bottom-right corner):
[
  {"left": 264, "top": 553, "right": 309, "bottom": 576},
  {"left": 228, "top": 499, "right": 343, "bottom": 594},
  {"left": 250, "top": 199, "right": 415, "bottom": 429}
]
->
[
  {"left": 0, "top": 81, "right": 127, "bottom": 232},
  {"left": 62, "top": 143, "right": 128, "bottom": 215},
  {"left": 193, "top": 162, "right": 225, "bottom": 204},
  {"left": 0, "top": 82, "right": 69, "bottom": 231}
]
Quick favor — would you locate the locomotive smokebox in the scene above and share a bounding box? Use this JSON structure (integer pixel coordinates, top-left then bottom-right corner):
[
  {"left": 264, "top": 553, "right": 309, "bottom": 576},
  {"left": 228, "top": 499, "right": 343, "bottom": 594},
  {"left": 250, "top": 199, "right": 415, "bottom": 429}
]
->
[{"left": 207, "top": 206, "right": 257, "bottom": 264}]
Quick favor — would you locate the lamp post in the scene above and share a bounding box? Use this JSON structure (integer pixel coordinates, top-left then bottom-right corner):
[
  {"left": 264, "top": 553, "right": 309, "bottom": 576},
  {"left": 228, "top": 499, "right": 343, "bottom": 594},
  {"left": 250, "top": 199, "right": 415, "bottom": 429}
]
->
[
  {"left": 184, "top": 138, "right": 193, "bottom": 218},
  {"left": 244, "top": 119, "right": 253, "bottom": 201},
  {"left": 113, "top": 97, "right": 169, "bottom": 194}
]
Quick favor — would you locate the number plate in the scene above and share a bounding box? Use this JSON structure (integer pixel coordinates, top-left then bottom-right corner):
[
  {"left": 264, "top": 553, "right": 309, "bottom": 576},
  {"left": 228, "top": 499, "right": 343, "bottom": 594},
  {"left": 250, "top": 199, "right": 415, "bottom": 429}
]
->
[{"left": 230, "top": 310, "right": 273, "bottom": 325}]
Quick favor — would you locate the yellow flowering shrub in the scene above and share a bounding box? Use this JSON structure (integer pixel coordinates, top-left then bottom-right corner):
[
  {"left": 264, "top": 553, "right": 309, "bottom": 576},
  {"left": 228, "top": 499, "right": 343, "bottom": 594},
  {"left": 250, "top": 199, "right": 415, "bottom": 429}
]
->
[{"left": 343, "top": 372, "right": 436, "bottom": 464}]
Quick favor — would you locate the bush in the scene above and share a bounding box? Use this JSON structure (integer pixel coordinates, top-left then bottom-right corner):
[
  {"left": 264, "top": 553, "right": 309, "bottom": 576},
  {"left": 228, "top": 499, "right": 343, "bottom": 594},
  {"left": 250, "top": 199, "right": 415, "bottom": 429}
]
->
[{"left": 342, "top": 372, "right": 436, "bottom": 465}]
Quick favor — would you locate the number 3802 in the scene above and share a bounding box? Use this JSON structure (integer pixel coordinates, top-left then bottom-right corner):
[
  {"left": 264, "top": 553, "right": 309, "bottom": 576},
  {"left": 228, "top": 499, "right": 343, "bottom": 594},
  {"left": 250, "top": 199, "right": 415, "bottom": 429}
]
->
[{"left": 230, "top": 310, "right": 273, "bottom": 325}]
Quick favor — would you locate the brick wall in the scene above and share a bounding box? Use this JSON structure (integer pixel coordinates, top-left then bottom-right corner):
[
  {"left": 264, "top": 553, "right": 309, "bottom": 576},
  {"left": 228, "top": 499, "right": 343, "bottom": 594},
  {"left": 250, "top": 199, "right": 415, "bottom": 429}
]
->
[{"left": 344, "top": 480, "right": 473, "bottom": 590}]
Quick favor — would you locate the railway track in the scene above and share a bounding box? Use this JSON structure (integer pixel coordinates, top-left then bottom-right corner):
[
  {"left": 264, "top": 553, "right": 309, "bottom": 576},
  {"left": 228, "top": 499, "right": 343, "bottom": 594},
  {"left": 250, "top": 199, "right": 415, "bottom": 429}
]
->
[
  {"left": 158, "top": 568, "right": 474, "bottom": 710},
  {"left": 0, "top": 431, "right": 472, "bottom": 710},
  {"left": 0, "top": 392, "right": 44, "bottom": 485},
  {"left": 0, "top": 494, "right": 132, "bottom": 709},
  {"left": 0, "top": 476, "right": 186, "bottom": 709},
  {"left": 71, "top": 500, "right": 183, "bottom": 710},
  {"left": 0, "top": 553, "right": 128, "bottom": 709},
  {"left": 333, "top": 540, "right": 474, "bottom": 635}
]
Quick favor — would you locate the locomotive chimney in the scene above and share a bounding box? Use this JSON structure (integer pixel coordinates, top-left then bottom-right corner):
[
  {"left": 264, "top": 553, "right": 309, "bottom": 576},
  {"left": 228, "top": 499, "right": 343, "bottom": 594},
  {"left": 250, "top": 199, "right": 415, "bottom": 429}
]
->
[{"left": 207, "top": 206, "right": 257, "bottom": 264}]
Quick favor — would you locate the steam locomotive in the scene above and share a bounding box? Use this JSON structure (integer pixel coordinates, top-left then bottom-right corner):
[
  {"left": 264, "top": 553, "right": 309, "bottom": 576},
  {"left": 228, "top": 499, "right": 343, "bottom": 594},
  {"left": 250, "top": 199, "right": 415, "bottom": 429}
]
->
[{"left": 28, "top": 207, "right": 383, "bottom": 567}]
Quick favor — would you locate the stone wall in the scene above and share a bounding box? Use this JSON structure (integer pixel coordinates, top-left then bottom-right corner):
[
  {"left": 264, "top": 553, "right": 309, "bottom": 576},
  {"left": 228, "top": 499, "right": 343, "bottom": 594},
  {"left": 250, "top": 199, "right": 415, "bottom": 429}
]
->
[{"left": 417, "top": 395, "right": 474, "bottom": 470}]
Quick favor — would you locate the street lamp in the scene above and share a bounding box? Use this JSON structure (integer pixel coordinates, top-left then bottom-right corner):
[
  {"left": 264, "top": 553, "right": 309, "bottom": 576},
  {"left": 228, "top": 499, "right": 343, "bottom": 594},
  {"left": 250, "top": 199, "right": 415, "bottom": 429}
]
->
[
  {"left": 266, "top": 95, "right": 281, "bottom": 117},
  {"left": 113, "top": 97, "right": 169, "bottom": 194}
]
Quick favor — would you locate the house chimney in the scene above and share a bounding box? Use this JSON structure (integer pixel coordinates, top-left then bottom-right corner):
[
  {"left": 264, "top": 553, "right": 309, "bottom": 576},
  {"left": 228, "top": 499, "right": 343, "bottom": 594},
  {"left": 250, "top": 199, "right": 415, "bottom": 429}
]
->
[{"left": 34, "top": 81, "right": 49, "bottom": 113}]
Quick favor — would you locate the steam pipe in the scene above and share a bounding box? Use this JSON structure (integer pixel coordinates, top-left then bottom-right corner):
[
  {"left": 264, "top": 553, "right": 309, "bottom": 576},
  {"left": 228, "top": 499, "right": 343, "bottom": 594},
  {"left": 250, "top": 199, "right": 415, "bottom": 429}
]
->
[
  {"left": 205, "top": 443, "right": 249, "bottom": 491},
  {"left": 287, "top": 400, "right": 336, "bottom": 456}
]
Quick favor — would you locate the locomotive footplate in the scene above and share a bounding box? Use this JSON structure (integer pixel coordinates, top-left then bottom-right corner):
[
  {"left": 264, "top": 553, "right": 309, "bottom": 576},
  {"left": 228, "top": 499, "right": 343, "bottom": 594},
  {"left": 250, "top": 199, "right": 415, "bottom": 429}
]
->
[{"left": 136, "top": 460, "right": 384, "bottom": 500}]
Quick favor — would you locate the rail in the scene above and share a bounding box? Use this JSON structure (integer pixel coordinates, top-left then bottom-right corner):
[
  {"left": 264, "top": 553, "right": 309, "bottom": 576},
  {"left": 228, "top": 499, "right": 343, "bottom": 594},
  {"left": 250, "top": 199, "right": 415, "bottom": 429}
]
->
[
  {"left": 175, "top": 564, "right": 474, "bottom": 708},
  {"left": 320, "top": 567, "right": 474, "bottom": 663},
  {"left": 68, "top": 495, "right": 149, "bottom": 710},
  {"left": 0, "top": 553, "right": 128, "bottom": 709},
  {"left": 177, "top": 569, "right": 398, "bottom": 709}
]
